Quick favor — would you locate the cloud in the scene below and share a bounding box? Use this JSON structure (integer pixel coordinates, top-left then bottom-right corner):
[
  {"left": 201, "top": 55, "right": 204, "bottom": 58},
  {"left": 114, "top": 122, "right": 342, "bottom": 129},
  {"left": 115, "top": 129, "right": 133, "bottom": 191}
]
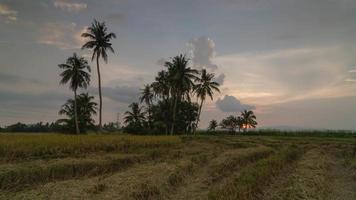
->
[
  {"left": 214, "top": 73, "right": 225, "bottom": 85},
  {"left": 0, "top": 73, "right": 40, "bottom": 85},
  {"left": 0, "top": 3, "right": 17, "bottom": 22},
  {"left": 216, "top": 95, "right": 255, "bottom": 112},
  {"left": 54, "top": 0, "right": 87, "bottom": 12},
  {"left": 89, "top": 86, "right": 140, "bottom": 104},
  {"left": 214, "top": 46, "right": 355, "bottom": 105},
  {"left": 188, "top": 36, "right": 218, "bottom": 71},
  {"left": 38, "top": 22, "right": 86, "bottom": 49}
]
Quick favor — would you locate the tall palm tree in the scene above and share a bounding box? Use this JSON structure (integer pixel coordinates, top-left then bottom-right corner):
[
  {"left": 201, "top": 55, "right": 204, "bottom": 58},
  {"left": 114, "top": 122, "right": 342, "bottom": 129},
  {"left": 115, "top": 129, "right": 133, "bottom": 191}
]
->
[
  {"left": 58, "top": 53, "right": 91, "bottom": 134},
  {"left": 208, "top": 119, "right": 218, "bottom": 132},
  {"left": 81, "top": 19, "right": 116, "bottom": 130},
  {"left": 193, "top": 69, "right": 220, "bottom": 134},
  {"left": 140, "top": 84, "right": 154, "bottom": 128},
  {"left": 165, "top": 54, "right": 198, "bottom": 134},
  {"left": 124, "top": 102, "right": 146, "bottom": 127},
  {"left": 241, "top": 110, "right": 257, "bottom": 132}
]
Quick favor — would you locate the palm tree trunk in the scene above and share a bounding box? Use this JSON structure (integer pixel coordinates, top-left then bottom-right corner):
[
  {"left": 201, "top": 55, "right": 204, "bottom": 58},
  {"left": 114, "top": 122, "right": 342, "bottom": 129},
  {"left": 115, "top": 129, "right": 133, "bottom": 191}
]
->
[
  {"left": 74, "top": 90, "right": 80, "bottom": 134},
  {"left": 96, "top": 54, "right": 102, "bottom": 131},
  {"left": 194, "top": 99, "right": 204, "bottom": 135},
  {"left": 170, "top": 94, "right": 178, "bottom": 135},
  {"left": 148, "top": 104, "right": 152, "bottom": 129}
]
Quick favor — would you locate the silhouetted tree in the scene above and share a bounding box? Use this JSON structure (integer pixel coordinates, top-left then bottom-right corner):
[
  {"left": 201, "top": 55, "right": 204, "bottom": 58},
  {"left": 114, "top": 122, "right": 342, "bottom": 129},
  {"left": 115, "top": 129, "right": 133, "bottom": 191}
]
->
[
  {"left": 241, "top": 110, "right": 257, "bottom": 132},
  {"left": 164, "top": 55, "right": 198, "bottom": 134},
  {"left": 123, "top": 102, "right": 146, "bottom": 133},
  {"left": 58, "top": 53, "right": 91, "bottom": 134},
  {"left": 82, "top": 19, "right": 116, "bottom": 130},
  {"left": 193, "top": 69, "right": 220, "bottom": 134},
  {"left": 140, "top": 84, "right": 154, "bottom": 128},
  {"left": 208, "top": 119, "right": 218, "bottom": 132},
  {"left": 58, "top": 93, "right": 97, "bottom": 133}
]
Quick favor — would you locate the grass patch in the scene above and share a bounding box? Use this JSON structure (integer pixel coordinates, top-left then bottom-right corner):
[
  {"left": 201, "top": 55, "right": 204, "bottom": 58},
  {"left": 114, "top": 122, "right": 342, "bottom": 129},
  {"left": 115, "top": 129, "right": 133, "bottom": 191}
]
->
[
  {"left": 131, "top": 182, "right": 162, "bottom": 200},
  {"left": 0, "top": 134, "right": 180, "bottom": 162},
  {"left": 0, "top": 153, "right": 146, "bottom": 191},
  {"left": 209, "top": 146, "right": 274, "bottom": 183},
  {"left": 209, "top": 145, "right": 302, "bottom": 200}
]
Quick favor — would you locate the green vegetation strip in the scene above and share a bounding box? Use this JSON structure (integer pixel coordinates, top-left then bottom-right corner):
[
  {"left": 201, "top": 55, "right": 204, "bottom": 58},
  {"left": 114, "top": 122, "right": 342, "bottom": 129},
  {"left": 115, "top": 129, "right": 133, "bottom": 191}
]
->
[
  {"left": 0, "top": 134, "right": 180, "bottom": 161},
  {"left": 209, "top": 145, "right": 302, "bottom": 200}
]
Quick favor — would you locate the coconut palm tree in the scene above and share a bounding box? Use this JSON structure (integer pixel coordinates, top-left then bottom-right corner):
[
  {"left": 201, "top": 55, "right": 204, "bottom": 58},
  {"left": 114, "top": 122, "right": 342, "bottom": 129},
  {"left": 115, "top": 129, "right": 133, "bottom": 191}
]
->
[
  {"left": 81, "top": 19, "right": 116, "bottom": 130},
  {"left": 58, "top": 93, "right": 97, "bottom": 133},
  {"left": 208, "top": 119, "right": 218, "bottom": 132},
  {"left": 241, "top": 110, "right": 257, "bottom": 132},
  {"left": 58, "top": 53, "right": 91, "bottom": 134},
  {"left": 236, "top": 116, "right": 244, "bottom": 133},
  {"left": 165, "top": 54, "right": 198, "bottom": 134},
  {"left": 140, "top": 84, "right": 154, "bottom": 128},
  {"left": 193, "top": 69, "right": 220, "bottom": 134},
  {"left": 124, "top": 102, "right": 146, "bottom": 127},
  {"left": 151, "top": 70, "right": 171, "bottom": 100}
]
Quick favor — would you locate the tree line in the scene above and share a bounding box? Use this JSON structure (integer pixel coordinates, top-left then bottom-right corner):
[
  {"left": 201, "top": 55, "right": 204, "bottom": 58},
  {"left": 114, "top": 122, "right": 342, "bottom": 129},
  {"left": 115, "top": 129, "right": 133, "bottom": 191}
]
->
[{"left": 208, "top": 110, "right": 257, "bottom": 133}]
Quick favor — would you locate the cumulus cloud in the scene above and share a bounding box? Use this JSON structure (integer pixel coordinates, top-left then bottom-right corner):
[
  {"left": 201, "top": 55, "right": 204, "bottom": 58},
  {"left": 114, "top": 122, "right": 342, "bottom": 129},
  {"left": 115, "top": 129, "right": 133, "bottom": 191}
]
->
[
  {"left": 38, "top": 22, "right": 86, "bottom": 49},
  {"left": 89, "top": 86, "right": 140, "bottom": 104},
  {"left": 188, "top": 36, "right": 218, "bottom": 71},
  {"left": 216, "top": 95, "right": 255, "bottom": 112},
  {"left": 54, "top": 0, "right": 87, "bottom": 12},
  {"left": 0, "top": 3, "right": 17, "bottom": 22}
]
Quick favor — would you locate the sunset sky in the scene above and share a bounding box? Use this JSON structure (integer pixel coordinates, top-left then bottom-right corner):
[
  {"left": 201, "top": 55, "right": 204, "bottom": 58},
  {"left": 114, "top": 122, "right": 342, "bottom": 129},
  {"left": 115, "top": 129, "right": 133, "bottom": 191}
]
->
[{"left": 1, "top": 0, "right": 356, "bottom": 129}]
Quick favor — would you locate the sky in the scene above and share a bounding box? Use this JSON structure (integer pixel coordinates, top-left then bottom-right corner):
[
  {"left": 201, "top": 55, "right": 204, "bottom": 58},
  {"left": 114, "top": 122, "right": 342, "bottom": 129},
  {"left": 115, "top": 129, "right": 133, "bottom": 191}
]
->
[{"left": 1, "top": 0, "right": 356, "bottom": 130}]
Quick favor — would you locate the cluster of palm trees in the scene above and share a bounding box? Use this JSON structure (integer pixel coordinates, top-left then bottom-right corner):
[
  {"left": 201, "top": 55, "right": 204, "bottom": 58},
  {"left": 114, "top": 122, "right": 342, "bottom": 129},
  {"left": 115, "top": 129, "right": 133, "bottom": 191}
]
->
[
  {"left": 58, "top": 19, "right": 116, "bottom": 133},
  {"left": 124, "top": 54, "right": 220, "bottom": 135},
  {"left": 208, "top": 110, "right": 257, "bottom": 133}
]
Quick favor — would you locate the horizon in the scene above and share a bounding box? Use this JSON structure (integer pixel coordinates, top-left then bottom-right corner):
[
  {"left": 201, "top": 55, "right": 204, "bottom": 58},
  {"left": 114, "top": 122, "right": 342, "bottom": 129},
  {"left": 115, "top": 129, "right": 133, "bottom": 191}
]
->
[{"left": 1, "top": 0, "right": 356, "bottom": 130}]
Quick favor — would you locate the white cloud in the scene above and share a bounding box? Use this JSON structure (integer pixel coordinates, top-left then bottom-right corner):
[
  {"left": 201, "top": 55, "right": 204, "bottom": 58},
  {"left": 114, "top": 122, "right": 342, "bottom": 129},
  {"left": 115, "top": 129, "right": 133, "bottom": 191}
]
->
[
  {"left": 188, "top": 36, "right": 218, "bottom": 71},
  {"left": 0, "top": 3, "right": 17, "bottom": 22},
  {"left": 54, "top": 0, "right": 87, "bottom": 12},
  {"left": 38, "top": 22, "right": 86, "bottom": 49},
  {"left": 216, "top": 95, "right": 255, "bottom": 113}
]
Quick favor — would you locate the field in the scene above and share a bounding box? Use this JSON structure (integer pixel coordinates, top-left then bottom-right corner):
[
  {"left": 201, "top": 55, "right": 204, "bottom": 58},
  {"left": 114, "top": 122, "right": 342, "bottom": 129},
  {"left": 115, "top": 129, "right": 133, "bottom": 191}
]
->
[{"left": 0, "top": 134, "right": 355, "bottom": 200}]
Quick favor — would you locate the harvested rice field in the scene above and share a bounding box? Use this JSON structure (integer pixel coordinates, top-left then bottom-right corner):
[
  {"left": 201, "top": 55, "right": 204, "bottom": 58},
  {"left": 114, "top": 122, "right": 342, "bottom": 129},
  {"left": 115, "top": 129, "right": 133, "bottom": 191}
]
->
[{"left": 0, "top": 134, "right": 355, "bottom": 200}]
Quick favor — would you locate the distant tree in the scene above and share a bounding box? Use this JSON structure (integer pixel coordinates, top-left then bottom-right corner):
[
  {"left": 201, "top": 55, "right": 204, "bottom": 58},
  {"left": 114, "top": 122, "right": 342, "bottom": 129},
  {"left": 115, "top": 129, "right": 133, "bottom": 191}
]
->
[
  {"left": 236, "top": 116, "right": 244, "bottom": 132},
  {"left": 220, "top": 115, "right": 239, "bottom": 133},
  {"left": 123, "top": 102, "right": 146, "bottom": 133},
  {"left": 165, "top": 54, "right": 198, "bottom": 134},
  {"left": 58, "top": 93, "right": 97, "bottom": 133},
  {"left": 58, "top": 53, "right": 91, "bottom": 134},
  {"left": 193, "top": 69, "right": 220, "bottom": 134},
  {"left": 241, "top": 110, "right": 257, "bottom": 132},
  {"left": 208, "top": 119, "right": 218, "bottom": 132},
  {"left": 140, "top": 84, "right": 154, "bottom": 128},
  {"left": 82, "top": 19, "right": 116, "bottom": 130}
]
